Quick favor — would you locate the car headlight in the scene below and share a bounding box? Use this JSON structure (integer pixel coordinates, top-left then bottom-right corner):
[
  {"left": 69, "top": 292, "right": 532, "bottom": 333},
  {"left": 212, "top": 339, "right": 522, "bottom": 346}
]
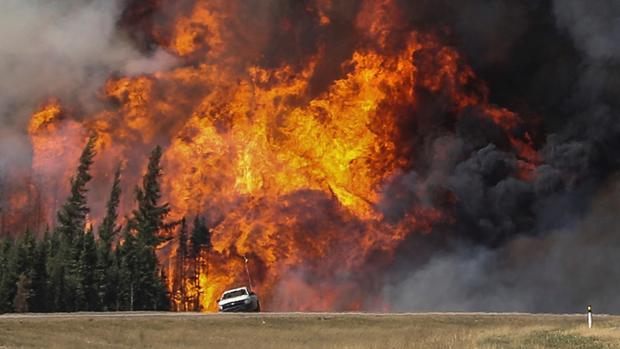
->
[{"left": 244, "top": 299, "right": 251, "bottom": 304}]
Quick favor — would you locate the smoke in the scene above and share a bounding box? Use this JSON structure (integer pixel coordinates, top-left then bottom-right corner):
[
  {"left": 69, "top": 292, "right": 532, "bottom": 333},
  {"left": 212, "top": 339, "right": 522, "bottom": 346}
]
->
[
  {"left": 0, "top": 0, "right": 175, "bottom": 162},
  {"left": 385, "top": 175, "right": 620, "bottom": 313},
  {"left": 380, "top": 0, "right": 620, "bottom": 313},
  {"left": 553, "top": 0, "right": 620, "bottom": 62},
  {"left": 0, "top": 0, "right": 177, "bottom": 234}
]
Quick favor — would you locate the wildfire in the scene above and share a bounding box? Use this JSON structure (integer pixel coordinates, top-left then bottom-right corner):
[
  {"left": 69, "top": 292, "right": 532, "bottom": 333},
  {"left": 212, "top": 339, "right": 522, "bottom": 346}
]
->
[{"left": 21, "top": 0, "right": 538, "bottom": 312}]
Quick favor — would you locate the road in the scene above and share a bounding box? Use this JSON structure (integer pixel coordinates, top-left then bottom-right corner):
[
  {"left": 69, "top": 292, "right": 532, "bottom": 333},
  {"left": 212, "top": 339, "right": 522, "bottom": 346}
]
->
[{"left": 0, "top": 312, "right": 616, "bottom": 348}]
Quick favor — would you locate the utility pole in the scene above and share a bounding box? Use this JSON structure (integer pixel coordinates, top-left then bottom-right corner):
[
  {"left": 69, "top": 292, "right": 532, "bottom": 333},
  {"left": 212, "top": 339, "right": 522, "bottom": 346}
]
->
[{"left": 243, "top": 255, "right": 254, "bottom": 291}]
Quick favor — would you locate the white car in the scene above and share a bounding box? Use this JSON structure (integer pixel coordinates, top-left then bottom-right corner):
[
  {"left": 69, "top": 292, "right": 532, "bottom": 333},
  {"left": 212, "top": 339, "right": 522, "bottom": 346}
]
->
[{"left": 217, "top": 286, "right": 261, "bottom": 312}]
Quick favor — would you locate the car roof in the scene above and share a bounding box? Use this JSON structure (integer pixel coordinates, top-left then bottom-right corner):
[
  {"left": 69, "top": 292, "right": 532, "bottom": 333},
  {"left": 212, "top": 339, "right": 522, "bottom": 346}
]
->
[{"left": 222, "top": 286, "right": 249, "bottom": 294}]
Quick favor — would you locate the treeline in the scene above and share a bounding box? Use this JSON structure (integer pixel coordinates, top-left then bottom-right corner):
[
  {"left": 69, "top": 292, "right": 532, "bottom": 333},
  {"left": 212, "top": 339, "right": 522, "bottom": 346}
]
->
[{"left": 0, "top": 136, "right": 212, "bottom": 313}]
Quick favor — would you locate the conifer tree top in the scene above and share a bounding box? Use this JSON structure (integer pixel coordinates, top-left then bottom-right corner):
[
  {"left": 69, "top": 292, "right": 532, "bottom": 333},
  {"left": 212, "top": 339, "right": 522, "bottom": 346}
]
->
[
  {"left": 132, "top": 146, "right": 170, "bottom": 246},
  {"left": 56, "top": 135, "right": 97, "bottom": 243},
  {"left": 98, "top": 163, "right": 122, "bottom": 247}
]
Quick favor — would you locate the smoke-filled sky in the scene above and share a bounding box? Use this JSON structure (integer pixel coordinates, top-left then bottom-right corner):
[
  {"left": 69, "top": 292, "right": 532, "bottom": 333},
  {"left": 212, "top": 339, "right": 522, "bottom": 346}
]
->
[
  {"left": 380, "top": 0, "right": 620, "bottom": 313},
  {"left": 0, "top": 0, "right": 175, "bottom": 170},
  {"left": 2, "top": 0, "right": 620, "bottom": 313},
  {"left": 385, "top": 174, "right": 620, "bottom": 312}
]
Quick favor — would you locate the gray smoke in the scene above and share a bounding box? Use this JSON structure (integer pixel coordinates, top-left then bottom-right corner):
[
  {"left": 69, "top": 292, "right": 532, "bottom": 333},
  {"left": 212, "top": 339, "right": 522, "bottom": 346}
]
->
[
  {"left": 0, "top": 0, "right": 175, "bottom": 165},
  {"left": 553, "top": 0, "right": 620, "bottom": 62},
  {"left": 382, "top": 0, "right": 620, "bottom": 313},
  {"left": 385, "top": 175, "right": 620, "bottom": 313}
]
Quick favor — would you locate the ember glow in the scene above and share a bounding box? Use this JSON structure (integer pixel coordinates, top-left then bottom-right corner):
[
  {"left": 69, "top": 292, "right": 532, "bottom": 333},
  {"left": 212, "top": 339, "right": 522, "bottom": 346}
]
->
[{"left": 9, "top": 0, "right": 542, "bottom": 311}]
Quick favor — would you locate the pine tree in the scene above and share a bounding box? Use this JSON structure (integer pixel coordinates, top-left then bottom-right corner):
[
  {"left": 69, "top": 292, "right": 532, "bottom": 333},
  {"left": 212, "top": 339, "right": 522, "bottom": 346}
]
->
[
  {"left": 0, "top": 231, "right": 36, "bottom": 313},
  {"left": 77, "top": 226, "right": 98, "bottom": 310},
  {"left": 118, "top": 226, "right": 137, "bottom": 311},
  {"left": 96, "top": 164, "right": 122, "bottom": 311},
  {"left": 132, "top": 146, "right": 170, "bottom": 246},
  {"left": 28, "top": 234, "right": 48, "bottom": 312},
  {"left": 0, "top": 238, "right": 15, "bottom": 313},
  {"left": 0, "top": 239, "right": 5, "bottom": 311},
  {"left": 174, "top": 218, "right": 188, "bottom": 310},
  {"left": 189, "top": 216, "right": 212, "bottom": 311},
  {"left": 127, "top": 146, "right": 171, "bottom": 310},
  {"left": 56, "top": 135, "right": 96, "bottom": 243},
  {"left": 178, "top": 218, "right": 188, "bottom": 268},
  {"left": 72, "top": 229, "right": 85, "bottom": 309},
  {"left": 132, "top": 239, "right": 166, "bottom": 310},
  {"left": 98, "top": 164, "right": 122, "bottom": 246},
  {"left": 52, "top": 135, "right": 97, "bottom": 311},
  {"left": 158, "top": 267, "right": 171, "bottom": 310},
  {"left": 13, "top": 274, "right": 30, "bottom": 313},
  {"left": 46, "top": 228, "right": 63, "bottom": 312},
  {"left": 112, "top": 240, "right": 123, "bottom": 311},
  {"left": 190, "top": 216, "right": 212, "bottom": 258},
  {"left": 16, "top": 230, "right": 36, "bottom": 277}
]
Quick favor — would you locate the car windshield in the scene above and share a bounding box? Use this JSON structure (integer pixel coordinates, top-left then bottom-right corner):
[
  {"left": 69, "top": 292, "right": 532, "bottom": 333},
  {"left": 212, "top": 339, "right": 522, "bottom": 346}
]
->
[{"left": 221, "top": 289, "right": 248, "bottom": 300}]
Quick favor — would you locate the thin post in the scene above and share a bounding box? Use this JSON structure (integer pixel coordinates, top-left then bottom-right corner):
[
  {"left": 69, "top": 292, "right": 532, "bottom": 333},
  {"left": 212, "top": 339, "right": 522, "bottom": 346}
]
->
[{"left": 244, "top": 255, "right": 254, "bottom": 291}]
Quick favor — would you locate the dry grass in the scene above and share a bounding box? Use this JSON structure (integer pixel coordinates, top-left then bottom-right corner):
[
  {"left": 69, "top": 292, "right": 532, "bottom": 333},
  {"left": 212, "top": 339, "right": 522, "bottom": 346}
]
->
[{"left": 0, "top": 312, "right": 618, "bottom": 349}]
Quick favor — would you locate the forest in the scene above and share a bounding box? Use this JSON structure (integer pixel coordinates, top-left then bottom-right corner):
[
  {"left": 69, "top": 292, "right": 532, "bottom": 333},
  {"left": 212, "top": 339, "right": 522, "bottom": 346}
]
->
[{"left": 0, "top": 136, "right": 211, "bottom": 313}]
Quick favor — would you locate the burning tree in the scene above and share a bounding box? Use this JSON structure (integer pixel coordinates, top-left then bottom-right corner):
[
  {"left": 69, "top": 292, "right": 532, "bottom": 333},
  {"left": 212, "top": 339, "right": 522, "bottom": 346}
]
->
[
  {"left": 172, "top": 218, "right": 188, "bottom": 311},
  {"left": 169, "top": 215, "right": 213, "bottom": 312},
  {"left": 188, "top": 216, "right": 212, "bottom": 311}
]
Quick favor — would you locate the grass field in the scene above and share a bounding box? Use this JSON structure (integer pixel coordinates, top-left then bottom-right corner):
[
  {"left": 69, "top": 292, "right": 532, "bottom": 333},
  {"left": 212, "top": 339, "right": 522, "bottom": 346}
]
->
[{"left": 1, "top": 312, "right": 619, "bottom": 348}]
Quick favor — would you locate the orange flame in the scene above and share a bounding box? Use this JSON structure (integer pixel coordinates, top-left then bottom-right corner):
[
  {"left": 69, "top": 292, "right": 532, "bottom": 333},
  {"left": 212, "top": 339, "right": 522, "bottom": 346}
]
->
[{"left": 22, "top": 0, "right": 538, "bottom": 312}]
